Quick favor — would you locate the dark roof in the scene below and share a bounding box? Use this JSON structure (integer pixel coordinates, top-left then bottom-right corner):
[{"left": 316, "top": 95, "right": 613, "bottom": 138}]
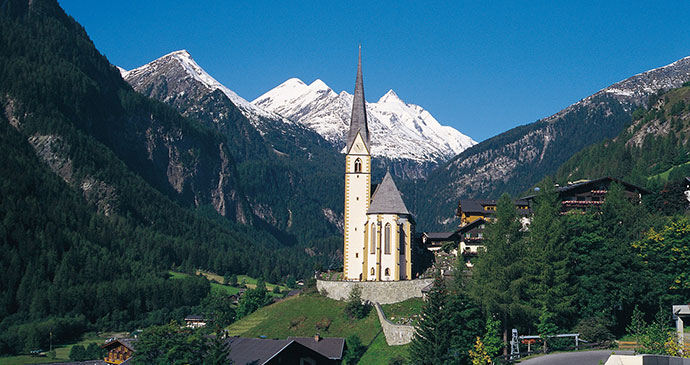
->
[
  {"left": 225, "top": 337, "right": 292, "bottom": 364},
  {"left": 346, "top": 46, "right": 370, "bottom": 152},
  {"left": 457, "top": 199, "right": 530, "bottom": 215},
  {"left": 522, "top": 177, "right": 652, "bottom": 200},
  {"left": 225, "top": 337, "right": 334, "bottom": 364},
  {"left": 421, "top": 282, "right": 434, "bottom": 293},
  {"left": 184, "top": 315, "right": 206, "bottom": 321},
  {"left": 288, "top": 337, "right": 345, "bottom": 360},
  {"left": 367, "top": 171, "right": 410, "bottom": 215},
  {"left": 102, "top": 338, "right": 136, "bottom": 351},
  {"left": 456, "top": 218, "right": 487, "bottom": 233},
  {"left": 30, "top": 361, "right": 107, "bottom": 365},
  {"left": 423, "top": 232, "right": 456, "bottom": 240},
  {"left": 686, "top": 177, "right": 690, "bottom": 184}
]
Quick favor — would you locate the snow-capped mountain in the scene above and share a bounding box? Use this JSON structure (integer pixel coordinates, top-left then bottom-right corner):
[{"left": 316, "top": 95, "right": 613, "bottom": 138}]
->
[
  {"left": 252, "top": 78, "right": 476, "bottom": 162},
  {"left": 121, "top": 50, "right": 287, "bottom": 127}
]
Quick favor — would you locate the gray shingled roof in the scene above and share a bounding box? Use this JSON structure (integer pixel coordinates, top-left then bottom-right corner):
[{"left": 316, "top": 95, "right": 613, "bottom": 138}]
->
[
  {"left": 368, "top": 172, "right": 409, "bottom": 215},
  {"left": 288, "top": 337, "right": 345, "bottom": 360},
  {"left": 225, "top": 337, "right": 292, "bottom": 364},
  {"left": 346, "top": 46, "right": 370, "bottom": 152}
]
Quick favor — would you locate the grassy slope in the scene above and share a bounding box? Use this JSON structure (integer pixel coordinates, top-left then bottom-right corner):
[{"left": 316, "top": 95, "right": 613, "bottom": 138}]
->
[
  {"left": 225, "top": 294, "right": 410, "bottom": 363},
  {"left": 169, "top": 271, "right": 287, "bottom": 297},
  {"left": 647, "top": 160, "right": 690, "bottom": 182}
]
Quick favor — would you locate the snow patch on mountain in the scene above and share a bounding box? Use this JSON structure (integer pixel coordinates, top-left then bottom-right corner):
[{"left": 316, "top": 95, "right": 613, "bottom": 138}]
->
[
  {"left": 252, "top": 78, "right": 476, "bottom": 162},
  {"left": 124, "top": 50, "right": 286, "bottom": 126}
]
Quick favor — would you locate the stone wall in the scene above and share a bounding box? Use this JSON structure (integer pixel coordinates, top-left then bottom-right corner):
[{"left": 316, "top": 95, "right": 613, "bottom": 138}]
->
[
  {"left": 316, "top": 278, "right": 432, "bottom": 305},
  {"left": 375, "top": 303, "right": 416, "bottom": 345}
]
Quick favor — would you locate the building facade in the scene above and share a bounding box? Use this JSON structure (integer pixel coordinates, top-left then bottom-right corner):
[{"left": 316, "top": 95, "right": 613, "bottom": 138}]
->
[{"left": 343, "top": 49, "right": 414, "bottom": 281}]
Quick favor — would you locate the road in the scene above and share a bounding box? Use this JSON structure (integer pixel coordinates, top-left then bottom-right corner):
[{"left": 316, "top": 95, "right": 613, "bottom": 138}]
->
[{"left": 518, "top": 350, "right": 634, "bottom": 365}]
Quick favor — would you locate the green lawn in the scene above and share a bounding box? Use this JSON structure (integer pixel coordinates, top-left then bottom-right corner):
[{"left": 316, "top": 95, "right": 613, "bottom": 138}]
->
[
  {"left": 380, "top": 297, "right": 423, "bottom": 326},
  {"left": 169, "top": 271, "right": 287, "bottom": 297},
  {"left": 0, "top": 332, "right": 124, "bottom": 365},
  {"left": 648, "top": 160, "right": 690, "bottom": 182},
  {"left": 225, "top": 293, "right": 409, "bottom": 363}
]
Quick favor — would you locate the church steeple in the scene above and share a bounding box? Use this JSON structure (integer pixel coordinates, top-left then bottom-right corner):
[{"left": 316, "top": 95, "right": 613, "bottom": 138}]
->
[{"left": 347, "top": 46, "right": 370, "bottom": 152}]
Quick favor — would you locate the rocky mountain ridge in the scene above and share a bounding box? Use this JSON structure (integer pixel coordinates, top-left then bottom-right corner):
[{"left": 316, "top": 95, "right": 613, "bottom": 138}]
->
[{"left": 408, "top": 55, "right": 690, "bottom": 230}]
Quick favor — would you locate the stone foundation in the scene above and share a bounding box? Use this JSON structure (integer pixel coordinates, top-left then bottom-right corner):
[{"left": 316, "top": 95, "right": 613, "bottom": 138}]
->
[{"left": 316, "top": 278, "right": 433, "bottom": 305}]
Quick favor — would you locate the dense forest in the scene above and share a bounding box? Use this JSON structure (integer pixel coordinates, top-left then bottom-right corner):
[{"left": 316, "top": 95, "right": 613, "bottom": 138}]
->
[
  {"left": 409, "top": 184, "right": 689, "bottom": 364},
  {"left": 0, "top": 0, "right": 329, "bottom": 354}
]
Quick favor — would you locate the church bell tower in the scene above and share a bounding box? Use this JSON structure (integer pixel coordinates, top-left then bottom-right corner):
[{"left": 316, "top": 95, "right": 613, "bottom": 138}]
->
[{"left": 343, "top": 46, "right": 371, "bottom": 281}]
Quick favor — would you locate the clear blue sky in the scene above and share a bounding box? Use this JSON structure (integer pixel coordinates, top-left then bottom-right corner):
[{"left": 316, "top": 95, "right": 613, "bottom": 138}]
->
[{"left": 58, "top": 0, "right": 690, "bottom": 142}]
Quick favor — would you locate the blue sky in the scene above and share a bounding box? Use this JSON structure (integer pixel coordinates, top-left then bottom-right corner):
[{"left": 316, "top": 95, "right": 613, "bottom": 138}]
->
[{"left": 59, "top": 1, "right": 690, "bottom": 142}]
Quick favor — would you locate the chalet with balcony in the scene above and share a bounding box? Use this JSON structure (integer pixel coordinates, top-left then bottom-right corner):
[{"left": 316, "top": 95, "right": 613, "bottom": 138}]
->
[
  {"left": 521, "top": 177, "right": 651, "bottom": 212},
  {"left": 102, "top": 338, "right": 135, "bottom": 364}
]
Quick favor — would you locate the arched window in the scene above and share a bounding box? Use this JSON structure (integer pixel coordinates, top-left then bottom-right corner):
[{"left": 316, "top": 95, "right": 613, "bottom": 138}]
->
[
  {"left": 385, "top": 268, "right": 390, "bottom": 276},
  {"left": 399, "top": 224, "right": 405, "bottom": 252},
  {"left": 370, "top": 223, "right": 376, "bottom": 254},
  {"left": 370, "top": 267, "right": 375, "bottom": 276},
  {"left": 384, "top": 223, "right": 391, "bottom": 254},
  {"left": 354, "top": 158, "right": 362, "bottom": 173}
]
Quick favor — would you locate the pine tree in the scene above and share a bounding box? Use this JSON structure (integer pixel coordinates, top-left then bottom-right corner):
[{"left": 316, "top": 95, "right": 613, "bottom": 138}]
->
[
  {"left": 525, "top": 179, "right": 576, "bottom": 330},
  {"left": 410, "top": 275, "right": 451, "bottom": 364},
  {"left": 469, "top": 193, "right": 528, "bottom": 354}
]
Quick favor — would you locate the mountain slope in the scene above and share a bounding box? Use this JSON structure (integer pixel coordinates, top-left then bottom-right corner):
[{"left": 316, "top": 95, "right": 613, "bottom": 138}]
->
[
  {"left": 253, "top": 77, "right": 476, "bottom": 168},
  {"left": 0, "top": 0, "right": 326, "bottom": 351},
  {"left": 122, "top": 50, "right": 346, "bottom": 249},
  {"left": 408, "top": 56, "right": 690, "bottom": 230},
  {"left": 554, "top": 85, "right": 690, "bottom": 189}
]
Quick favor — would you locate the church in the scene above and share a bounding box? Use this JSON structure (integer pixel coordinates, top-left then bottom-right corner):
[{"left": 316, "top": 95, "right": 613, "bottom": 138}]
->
[{"left": 343, "top": 49, "right": 415, "bottom": 281}]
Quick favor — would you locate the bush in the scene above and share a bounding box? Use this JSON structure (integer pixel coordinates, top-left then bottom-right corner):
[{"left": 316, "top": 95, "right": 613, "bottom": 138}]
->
[
  {"left": 575, "top": 316, "right": 613, "bottom": 343},
  {"left": 342, "top": 335, "right": 366, "bottom": 365},
  {"left": 343, "top": 287, "right": 370, "bottom": 320},
  {"left": 315, "top": 317, "right": 332, "bottom": 332}
]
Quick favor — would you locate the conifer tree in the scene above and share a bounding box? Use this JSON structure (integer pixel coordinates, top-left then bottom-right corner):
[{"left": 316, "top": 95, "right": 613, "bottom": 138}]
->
[
  {"left": 525, "top": 178, "right": 576, "bottom": 330},
  {"left": 469, "top": 193, "right": 528, "bottom": 354},
  {"left": 410, "top": 275, "right": 451, "bottom": 364}
]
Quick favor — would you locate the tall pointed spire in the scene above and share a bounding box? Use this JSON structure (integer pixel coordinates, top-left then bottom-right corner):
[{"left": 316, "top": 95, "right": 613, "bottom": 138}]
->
[{"left": 347, "top": 45, "right": 370, "bottom": 152}]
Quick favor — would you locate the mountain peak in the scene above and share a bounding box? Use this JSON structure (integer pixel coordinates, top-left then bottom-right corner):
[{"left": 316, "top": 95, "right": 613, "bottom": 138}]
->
[
  {"left": 309, "top": 79, "right": 330, "bottom": 91},
  {"left": 378, "top": 89, "right": 402, "bottom": 104}
]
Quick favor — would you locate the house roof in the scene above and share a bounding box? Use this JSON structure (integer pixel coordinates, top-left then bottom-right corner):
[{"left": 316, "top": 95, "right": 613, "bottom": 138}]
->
[
  {"left": 184, "top": 315, "right": 206, "bottom": 321},
  {"left": 225, "top": 337, "right": 292, "bottom": 364},
  {"left": 225, "top": 337, "right": 333, "bottom": 364},
  {"left": 423, "top": 232, "right": 456, "bottom": 240},
  {"left": 288, "top": 337, "right": 346, "bottom": 360},
  {"left": 456, "top": 218, "right": 487, "bottom": 233},
  {"left": 522, "top": 176, "right": 651, "bottom": 201},
  {"left": 346, "top": 46, "right": 370, "bottom": 152},
  {"left": 367, "top": 171, "right": 410, "bottom": 215},
  {"left": 457, "top": 199, "right": 530, "bottom": 215},
  {"left": 102, "top": 338, "right": 136, "bottom": 351}
]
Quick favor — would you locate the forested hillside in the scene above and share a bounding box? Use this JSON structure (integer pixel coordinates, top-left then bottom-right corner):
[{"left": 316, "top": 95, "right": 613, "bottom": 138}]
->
[
  {"left": 0, "top": 0, "right": 325, "bottom": 353},
  {"left": 554, "top": 85, "right": 690, "bottom": 213}
]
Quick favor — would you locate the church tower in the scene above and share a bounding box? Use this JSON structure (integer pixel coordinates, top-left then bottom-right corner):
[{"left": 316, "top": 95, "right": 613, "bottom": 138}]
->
[{"left": 343, "top": 47, "right": 371, "bottom": 281}]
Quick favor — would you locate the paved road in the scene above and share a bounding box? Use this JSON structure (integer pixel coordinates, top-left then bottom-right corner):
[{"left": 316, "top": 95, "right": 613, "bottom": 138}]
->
[{"left": 519, "top": 350, "right": 634, "bottom": 365}]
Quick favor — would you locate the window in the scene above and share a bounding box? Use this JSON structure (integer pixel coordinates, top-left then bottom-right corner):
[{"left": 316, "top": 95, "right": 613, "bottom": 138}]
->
[
  {"left": 354, "top": 158, "right": 362, "bottom": 173},
  {"left": 399, "top": 225, "right": 405, "bottom": 252},
  {"left": 478, "top": 232, "right": 483, "bottom": 239},
  {"left": 384, "top": 223, "right": 391, "bottom": 254},
  {"left": 355, "top": 253, "right": 358, "bottom": 258},
  {"left": 371, "top": 267, "right": 375, "bottom": 276},
  {"left": 370, "top": 223, "right": 376, "bottom": 254},
  {"left": 385, "top": 268, "right": 390, "bottom": 276},
  {"left": 465, "top": 232, "right": 470, "bottom": 238}
]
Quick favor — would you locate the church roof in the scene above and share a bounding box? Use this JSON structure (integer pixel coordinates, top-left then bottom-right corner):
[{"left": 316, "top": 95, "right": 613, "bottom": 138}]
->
[
  {"left": 368, "top": 171, "right": 409, "bottom": 215},
  {"left": 346, "top": 46, "right": 370, "bottom": 152}
]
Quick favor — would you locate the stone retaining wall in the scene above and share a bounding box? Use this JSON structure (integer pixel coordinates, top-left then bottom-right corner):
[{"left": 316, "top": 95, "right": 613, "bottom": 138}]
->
[
  {"left": 316, "top": 278, "right": 432, "bottom": 305},
  {"left": 374, "top": 303, "right": 416, "bottom": 345}
]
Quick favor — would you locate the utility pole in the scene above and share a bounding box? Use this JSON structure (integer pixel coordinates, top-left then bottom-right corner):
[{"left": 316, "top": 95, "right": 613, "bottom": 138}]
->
[{"left": 49, "top": 331, "right": 52, "bottom": 352}]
